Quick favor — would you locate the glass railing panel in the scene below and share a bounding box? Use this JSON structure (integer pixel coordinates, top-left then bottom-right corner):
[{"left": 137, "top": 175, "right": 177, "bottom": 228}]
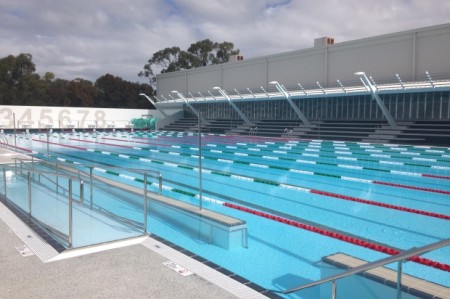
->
[{"left": 1, "top": 162, "right": 147, "bottom": 248}]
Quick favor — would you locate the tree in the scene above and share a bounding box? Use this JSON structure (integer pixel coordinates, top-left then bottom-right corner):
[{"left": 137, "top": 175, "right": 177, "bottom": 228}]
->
[
  {"left": 95, "top": 74, "right": 155, "bottom": 108},
  {"left": 0, "top": 53, "right": 36, "bottom": 105},
  {"left": 139, "top": 39, "right": 239, "bottom": 88},
  {"left": 0, "top": 53, "right": 155, "bottom": 109},
  {"left": 66, "top": 78, "right": 97, "bottom": 107}
]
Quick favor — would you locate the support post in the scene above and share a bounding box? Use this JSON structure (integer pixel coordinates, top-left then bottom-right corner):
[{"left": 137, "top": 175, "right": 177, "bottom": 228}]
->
[
  {"left": 332, "top": 280, "right": 337, "bottom": 299},
  {"left": 139, "top": 93, "right": 168, "bottom": 117},
  {"left": 354, "top": 72, "right": 397, "bottom": 127},
  {"left": 396, "top": 260, "right": 403, "bottom": 299},
  {"left": 47, "top": 130, "right": 50, "bottom": 155},
  {"left": 213, "top": 87, "right": 252, "bottom": 126},
  {"left": 171, "top": 91, "right": 208, "bottom": 124},
  {"left": 198, "top": 116, "right": 203, "bottom": 211},
  {"left": 3, "top": 168, "right": 6, "bottom": 196},
  {"left": 158, "top": 174, "right": 162, "bottom": 195},
  {"left": 270, "top": 81, "right": 311, "bottom": 126},
  {"left": 144, "top": 173, "right": 148, "bottom": 233},
  {"left": 13, "top": 113, "right": 16, "bottom": 147},
  {"left": 56, "top": 163, "right": 59, "bottom": 194},
  {"left": 68, "top": 179, "right": 73, "bottom": 247},
  {"left": 27, "top": 171, "right": 31, "bottom": 215},
  {"left": 89, "top": 167, "right": 93, "bottom": 209},
  {"left": 80, "top": 181, "right": 84, "bottom": 203}
]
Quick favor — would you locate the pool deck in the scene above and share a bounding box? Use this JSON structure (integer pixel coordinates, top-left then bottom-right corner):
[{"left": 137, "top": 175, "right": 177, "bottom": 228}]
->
[
  {"left": 0, "top": 147, "right": 32, "bottom": 164},
  {"left": 0, "top": 206, "right": 272, "bottom": 299},
  {"left": 0, "top": 148, "right": 272, "bottom": 299}
]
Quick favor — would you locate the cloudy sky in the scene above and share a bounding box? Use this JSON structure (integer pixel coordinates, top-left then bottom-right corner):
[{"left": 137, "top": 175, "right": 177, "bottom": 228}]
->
[{"left": 1, "top": 0, "right": 449, "bottom": 83}]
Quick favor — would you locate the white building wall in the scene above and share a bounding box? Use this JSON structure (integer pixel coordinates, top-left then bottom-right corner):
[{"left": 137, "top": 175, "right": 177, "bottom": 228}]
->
[
  {"left": 156, "top": 23, "right": 450, "bottom": 97},
  {"left": 223, "top": 60, "right": 266, "bottom": 90},
  {"left": 0, "top": 106, "right": 162, "bottom": 129},
  {"left": 415, "top": 26, "right": 450, "bottom": 75}
]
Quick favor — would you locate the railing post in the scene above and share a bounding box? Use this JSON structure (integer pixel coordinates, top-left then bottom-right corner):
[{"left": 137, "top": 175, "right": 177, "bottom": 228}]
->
[
  {"left": 68, "top": 179, "right": 73, "bottom": 247},
  {"left": 143, "top": 173, "right": 148, "bottom": 233},
  {"left": 89, "top": 167, "right": 93, "bottom": 209},
  {"left": 158, "top": 174, "right": 162, "bottom": 195},
  {"left": 3, "top": 167, "right": 6, "bottom": 196},
  {"left": 32, "top": 156, "right": 35, "bottom": 179},
  {"left": 80, "top": 181, "right": 84, "bottom": 203},
  {"left": 27, "top": 171, "right": 31, "bottom": 215},
  {"left": 55, "top": 163, "right": 59, "bottom": 194},
  {"left": 332, "top": 280, "right": 337, "bottom": 299},
  {"left": 396, "top": 260, "right": 403, "bottom": 299},
  {"left": 47, "top": 130, "right": 50, "bottom": 156}
]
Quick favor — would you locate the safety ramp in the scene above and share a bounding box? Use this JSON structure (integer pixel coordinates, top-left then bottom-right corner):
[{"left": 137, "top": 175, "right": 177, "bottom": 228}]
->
[
  {"left": 53, "top": 162, "right": 248, "bottom": 250},
  {"left": 322, "top": 253, "right": 450, "bottom": 299}
]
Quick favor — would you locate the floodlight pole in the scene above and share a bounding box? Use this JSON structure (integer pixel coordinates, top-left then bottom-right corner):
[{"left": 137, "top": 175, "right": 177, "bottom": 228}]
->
[
  {"left": 138, "top": 93, "right": 168, "bottom": 117},
  {"left": 198, "top": 114, "right": 203, "bottom": 211},
  {"left": 213, "top": 87, "right": 252, "bottom": 125},
  {"left": 270, "top": 81, "right": 311, "bottom": 126},
  {"left": 354, "top": 72, "right": 397, "bottom": 127}
]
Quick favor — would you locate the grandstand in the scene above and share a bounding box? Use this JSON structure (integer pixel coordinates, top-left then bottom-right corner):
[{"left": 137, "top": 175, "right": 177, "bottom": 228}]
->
[{"left": 151, "top": 23, "right": 450, "bottom": 146}]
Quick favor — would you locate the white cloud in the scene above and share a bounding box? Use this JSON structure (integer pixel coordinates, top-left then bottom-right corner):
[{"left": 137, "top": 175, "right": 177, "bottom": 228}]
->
[{"left": 0, "top": 0, "right": 449, "bottom": 83}]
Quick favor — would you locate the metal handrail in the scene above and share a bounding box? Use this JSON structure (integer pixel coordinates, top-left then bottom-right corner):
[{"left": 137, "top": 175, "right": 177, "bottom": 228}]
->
[
  {"left": 2, "top": 164, "right": 84, "bottom": 247},
  {"left": 3, "top": 158, "right": 159, "bottom": 245},
  {"left": 279, "top": 238, "right": 450, "bottom": 297}
]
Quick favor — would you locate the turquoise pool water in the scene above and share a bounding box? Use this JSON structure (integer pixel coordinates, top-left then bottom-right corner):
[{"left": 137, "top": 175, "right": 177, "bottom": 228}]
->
[{"left": 2, "top": 131, "right": 450, "bottom": 298}]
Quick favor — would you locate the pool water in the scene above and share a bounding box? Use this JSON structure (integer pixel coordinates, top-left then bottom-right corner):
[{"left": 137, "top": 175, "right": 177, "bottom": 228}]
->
[{"left": 2, "top": 131, "right": 450, "bottom": 298}]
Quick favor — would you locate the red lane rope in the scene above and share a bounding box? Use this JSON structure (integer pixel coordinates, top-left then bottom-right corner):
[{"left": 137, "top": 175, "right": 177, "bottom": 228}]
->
[
  {"left": 101, "top": 137, "right": 171, "bottom": 147},
  {"left": 5, "top": 144, "right": 33, "bottom": 153},
  {"left": 310, "top": 189, "right": 450, "bottom": 220},
  {"left": 223, "top": 202, "right": 450, "bottom": 272},
  {"left": 422, "top": 174, "right": 450, "bottom": 180},
  {"left": 32, "top": 139, "right": 87, "bottom": 150},
  {"left": 68, "top": 138, "right": 133, "bottom": 149},
  {"left": 374, "top": 181, "right": 450, "bottom": 195}
]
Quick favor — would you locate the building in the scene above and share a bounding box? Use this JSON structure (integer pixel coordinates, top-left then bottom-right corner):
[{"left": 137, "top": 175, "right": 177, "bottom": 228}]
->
[{"left": 154, "top": 23, "right": 450, "bottom": 146}]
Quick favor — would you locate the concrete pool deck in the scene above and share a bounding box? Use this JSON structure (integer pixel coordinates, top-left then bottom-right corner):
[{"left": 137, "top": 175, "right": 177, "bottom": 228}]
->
[
  {"left": 0, "top": 148, "right": 273, "bottom": 299},
  {"left": 0, "top": 213, "right": 273, "bottom": 299}
]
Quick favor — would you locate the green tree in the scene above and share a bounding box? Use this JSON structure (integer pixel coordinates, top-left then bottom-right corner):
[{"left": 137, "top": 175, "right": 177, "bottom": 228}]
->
[
  {"left": 66, "top": 78, "right": 97, "bottom": 107},
  {"left": 139, "top": 39, "right": 239, "bottom": 87},
  {"left": 0, "top": 53, "right": 37, "bottom": 105},
  {"left": 95, "top": 74, "right": 155, "bottom": 108},
  {"left": 0, "top": 53, "right": 155, "bottom": 108}
]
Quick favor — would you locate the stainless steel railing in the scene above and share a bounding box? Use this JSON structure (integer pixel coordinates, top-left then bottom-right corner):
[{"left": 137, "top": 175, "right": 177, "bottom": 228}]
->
[
  {"left": 2, "top": 165, "right": 84, "bottom": 247},
  {"left": 278, "top": 238, "right": 450, "bottom": 299},
  {"left": 3, "top": 158, "right": 162, "bottom": 246}
]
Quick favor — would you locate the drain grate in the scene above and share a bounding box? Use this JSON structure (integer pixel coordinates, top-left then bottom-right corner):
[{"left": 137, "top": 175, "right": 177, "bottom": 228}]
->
[
  {"left": 143, "top": 236, "right": 275, "bottom": 299},
  {"left": 0, "top": 202, "right": 59, "bottom": 262}
]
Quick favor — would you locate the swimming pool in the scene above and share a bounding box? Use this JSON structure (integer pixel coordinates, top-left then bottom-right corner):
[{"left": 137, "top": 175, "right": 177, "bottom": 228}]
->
[{"left": 2, "top": 131, "right": 450, "bottom": 298}]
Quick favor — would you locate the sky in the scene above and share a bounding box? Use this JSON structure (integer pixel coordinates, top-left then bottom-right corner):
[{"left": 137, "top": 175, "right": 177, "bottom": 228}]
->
[{"left": 1, "top": 0, "right": 449, "bottom": 83}]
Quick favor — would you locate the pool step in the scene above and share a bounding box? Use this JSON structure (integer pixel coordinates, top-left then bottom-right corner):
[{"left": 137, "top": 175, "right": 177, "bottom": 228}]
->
[{"left": 323, "top": 252, "right": 450, "bottom": 299}]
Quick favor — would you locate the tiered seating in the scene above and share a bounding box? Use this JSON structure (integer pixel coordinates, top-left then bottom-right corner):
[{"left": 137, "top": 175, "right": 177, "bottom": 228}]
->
[
  {"left": 160, "top": 118, "right": 244, "bottom": 134},
  {"left": 228, "top": 120, "right": 303, "bottom": 136},
  {"left": 206, "top": 119, "right": 244, "bottom": 134},
  {"left": 293, "top": 121, "right": 387, "bottom": 142},
  {"left": 160, "top": 117, "right": 450, "bottom": 146},
  {"left": 394, "top": 121, "right": 450, "bottom": 146},
  {"left": 160, "top": 117, "right": 198, "bottom": 132}
]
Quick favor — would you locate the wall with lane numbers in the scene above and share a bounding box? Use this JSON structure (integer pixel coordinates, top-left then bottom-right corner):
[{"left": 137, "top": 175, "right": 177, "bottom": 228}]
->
[{"left": 0, "top": 105, "right": 173, "bottom": 129}]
